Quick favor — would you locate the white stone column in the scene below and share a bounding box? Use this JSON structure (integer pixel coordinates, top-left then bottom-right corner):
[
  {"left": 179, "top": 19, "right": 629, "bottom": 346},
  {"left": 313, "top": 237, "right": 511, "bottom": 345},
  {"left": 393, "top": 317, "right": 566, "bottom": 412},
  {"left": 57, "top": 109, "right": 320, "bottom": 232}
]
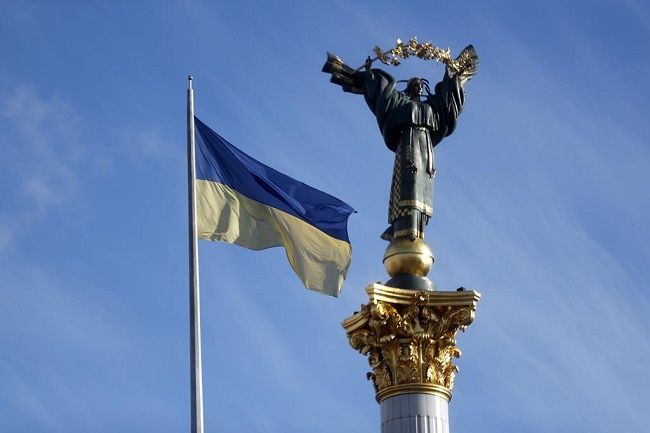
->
[{"left": 380, "top": 394, "right": 449, "bottom": 433}]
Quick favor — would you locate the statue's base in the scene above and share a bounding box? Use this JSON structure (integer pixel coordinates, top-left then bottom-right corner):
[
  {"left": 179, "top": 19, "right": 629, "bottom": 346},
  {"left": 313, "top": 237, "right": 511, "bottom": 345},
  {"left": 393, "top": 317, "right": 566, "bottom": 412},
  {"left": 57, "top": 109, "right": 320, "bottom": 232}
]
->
[
  {"left": 383, "top": 238, "right": 434, "bottom": 280},
  {"left": 385, "top": 274, "right": 435, "bottom": 291}
]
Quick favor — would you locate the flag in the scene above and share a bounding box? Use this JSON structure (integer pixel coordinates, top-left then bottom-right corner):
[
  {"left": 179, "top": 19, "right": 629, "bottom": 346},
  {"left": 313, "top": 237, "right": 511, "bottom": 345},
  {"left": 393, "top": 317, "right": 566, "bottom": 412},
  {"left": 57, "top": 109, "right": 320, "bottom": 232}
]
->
[{"left": 193, "top": 116, "right": 355, "bottom": 297}]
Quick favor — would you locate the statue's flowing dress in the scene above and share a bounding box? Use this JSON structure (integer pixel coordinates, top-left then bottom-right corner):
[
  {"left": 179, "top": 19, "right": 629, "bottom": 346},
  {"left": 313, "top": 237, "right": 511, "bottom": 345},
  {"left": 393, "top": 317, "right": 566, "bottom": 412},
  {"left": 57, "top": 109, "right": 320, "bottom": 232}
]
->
[{"left": 358, "top": 68, "right": 465, "bottom": 240}]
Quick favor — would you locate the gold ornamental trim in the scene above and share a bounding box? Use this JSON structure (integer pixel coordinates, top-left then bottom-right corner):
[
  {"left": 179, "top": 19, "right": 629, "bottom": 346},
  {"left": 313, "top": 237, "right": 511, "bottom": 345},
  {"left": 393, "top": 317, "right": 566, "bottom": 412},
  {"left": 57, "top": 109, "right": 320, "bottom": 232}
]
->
[
  {"left": 376, "top": 383, "right": 452, "bottom": 402},
  {"left": 392, "top": 227, "right": 421, "bottom": 239},
  {"left": 395, "top": 200, "right": 434, "bottom": 215},
  {"left": 341, "top": 308, "right": 369, "bottom": 333},
  {"left": 342, "top": 283, "right": 480, "bottom": 403},
  {"left": 366, "top": 283, "right": 481, "bottom": 308}
]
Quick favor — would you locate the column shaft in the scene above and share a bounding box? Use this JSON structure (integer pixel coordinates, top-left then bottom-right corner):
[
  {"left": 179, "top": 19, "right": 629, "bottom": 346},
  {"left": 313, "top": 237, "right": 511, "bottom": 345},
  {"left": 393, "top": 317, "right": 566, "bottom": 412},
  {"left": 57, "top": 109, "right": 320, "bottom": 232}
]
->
[{"left": 380, "top": 394, "right": 449, "bottom": 433}]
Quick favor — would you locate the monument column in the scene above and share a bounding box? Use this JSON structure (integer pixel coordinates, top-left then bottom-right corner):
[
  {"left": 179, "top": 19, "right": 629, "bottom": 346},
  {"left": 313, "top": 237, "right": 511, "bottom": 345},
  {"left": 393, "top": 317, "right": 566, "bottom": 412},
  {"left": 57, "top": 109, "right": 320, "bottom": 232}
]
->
[{"left": 323, "top": 37, "right": 481, "bottom": 433}]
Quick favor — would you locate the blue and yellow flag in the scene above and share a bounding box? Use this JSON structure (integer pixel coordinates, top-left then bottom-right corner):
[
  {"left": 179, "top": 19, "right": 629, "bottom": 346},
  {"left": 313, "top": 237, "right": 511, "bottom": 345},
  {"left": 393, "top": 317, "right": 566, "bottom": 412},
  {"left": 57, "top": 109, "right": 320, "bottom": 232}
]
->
[{"left": 194, "top": 117, "right": 355, "bottom": 297}]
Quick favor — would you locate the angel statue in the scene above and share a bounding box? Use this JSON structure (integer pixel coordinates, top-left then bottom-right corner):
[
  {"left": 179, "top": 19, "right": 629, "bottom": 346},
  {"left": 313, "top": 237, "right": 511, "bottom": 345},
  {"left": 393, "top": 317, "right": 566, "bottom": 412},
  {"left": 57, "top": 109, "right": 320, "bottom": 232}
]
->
[{"left": 322, "top": 43, "right": 478, "bottom": 242}]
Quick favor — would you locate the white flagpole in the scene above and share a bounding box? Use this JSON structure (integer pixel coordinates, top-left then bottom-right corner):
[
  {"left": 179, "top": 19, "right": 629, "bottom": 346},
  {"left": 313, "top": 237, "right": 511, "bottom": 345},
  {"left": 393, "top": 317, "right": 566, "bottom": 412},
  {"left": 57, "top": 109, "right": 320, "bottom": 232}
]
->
[{"left": 187, "top": 75, "right": 204, "bottom": 433}]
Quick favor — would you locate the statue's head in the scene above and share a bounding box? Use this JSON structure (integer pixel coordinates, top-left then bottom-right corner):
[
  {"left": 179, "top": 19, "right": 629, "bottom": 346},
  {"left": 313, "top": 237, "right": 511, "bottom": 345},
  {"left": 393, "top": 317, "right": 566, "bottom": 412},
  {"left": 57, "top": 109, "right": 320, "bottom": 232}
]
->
[{"left": 405, "top": 78, "right": 430, "bottom": 99}]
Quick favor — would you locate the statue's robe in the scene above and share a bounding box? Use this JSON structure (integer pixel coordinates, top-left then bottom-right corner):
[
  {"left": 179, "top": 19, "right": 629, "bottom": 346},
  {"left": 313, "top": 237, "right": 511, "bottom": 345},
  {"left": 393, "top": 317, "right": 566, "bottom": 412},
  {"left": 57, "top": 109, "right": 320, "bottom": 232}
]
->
[{"left": 358, "top": 68, "right": 465, "bottom": 240}]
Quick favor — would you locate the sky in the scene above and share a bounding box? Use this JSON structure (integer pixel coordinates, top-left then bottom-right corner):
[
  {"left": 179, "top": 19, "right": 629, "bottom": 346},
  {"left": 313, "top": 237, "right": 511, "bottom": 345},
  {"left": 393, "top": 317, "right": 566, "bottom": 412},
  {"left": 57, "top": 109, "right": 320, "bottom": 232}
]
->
[{"left": 0, "top": 1, "right": 648, "bottom": 432}]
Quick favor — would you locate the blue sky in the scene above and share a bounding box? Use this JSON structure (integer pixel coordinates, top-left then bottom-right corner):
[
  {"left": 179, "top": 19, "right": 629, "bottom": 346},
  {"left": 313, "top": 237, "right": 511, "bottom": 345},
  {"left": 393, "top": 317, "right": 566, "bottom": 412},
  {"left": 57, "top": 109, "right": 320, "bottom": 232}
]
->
[{"left": 1, "top": 1, "right": 648, "bottom": 432}]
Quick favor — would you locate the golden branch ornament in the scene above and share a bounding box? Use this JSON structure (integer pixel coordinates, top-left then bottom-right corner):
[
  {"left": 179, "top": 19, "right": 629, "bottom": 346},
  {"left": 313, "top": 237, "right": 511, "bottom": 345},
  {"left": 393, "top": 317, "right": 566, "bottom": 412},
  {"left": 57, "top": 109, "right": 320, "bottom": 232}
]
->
[{"left": 371, "top": 37, "right": 475, "bottom": 77}]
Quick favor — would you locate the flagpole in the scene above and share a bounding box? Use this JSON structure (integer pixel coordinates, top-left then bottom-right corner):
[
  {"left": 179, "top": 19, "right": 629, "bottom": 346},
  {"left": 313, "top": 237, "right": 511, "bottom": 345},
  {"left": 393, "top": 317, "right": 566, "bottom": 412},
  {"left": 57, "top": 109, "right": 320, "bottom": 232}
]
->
[{"left": 187, "top": 75, "right": 204, "bottom": 433}]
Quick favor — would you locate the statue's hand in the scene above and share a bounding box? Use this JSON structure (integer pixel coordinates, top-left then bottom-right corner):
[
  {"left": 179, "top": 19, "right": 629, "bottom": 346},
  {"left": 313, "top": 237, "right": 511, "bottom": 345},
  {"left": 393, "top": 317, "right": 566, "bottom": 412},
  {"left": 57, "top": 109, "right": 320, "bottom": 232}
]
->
[
  {"left": 453, "top": 45, "right": 479, "bottom": 85},
  {"left": 322, "top": 52, "right": 365, "bottom": 94},
  {"left": 364, "top": 56, "right": 373, "bottom": 71}
]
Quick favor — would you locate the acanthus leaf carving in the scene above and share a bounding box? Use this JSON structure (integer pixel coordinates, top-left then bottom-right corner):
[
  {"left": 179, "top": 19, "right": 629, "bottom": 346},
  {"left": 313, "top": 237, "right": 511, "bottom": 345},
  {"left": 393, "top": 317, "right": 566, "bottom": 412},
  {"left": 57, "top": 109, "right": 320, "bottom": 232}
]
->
[{"left": 343, "top": 287, "right": 478, "bottom": 401}]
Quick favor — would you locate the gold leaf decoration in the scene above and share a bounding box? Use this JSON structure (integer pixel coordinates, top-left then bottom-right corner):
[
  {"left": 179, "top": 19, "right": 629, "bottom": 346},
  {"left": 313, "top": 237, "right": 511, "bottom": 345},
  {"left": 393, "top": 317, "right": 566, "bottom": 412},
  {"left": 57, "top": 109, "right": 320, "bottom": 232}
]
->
[
  {"left": 342, "top": 284, "right": 480, "bottom": 402},
  {"left": 374, "top": 36, "right": 461, "bottom": 72}
]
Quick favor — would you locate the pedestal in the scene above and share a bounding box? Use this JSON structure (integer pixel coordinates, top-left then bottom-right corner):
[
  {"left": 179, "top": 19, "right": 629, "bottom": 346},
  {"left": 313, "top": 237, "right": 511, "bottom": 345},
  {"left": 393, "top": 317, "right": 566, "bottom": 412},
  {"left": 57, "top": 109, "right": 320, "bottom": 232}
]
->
[{"left": 342, "top": 283, "right": 480, "bottom": 433}]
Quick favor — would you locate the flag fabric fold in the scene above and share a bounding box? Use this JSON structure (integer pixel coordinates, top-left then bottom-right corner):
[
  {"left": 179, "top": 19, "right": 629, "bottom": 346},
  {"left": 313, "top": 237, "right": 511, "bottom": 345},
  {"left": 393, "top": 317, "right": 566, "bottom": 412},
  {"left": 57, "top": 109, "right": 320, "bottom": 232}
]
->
[{"left": 193, "top": 116, "right": 355, "bottom": 297}]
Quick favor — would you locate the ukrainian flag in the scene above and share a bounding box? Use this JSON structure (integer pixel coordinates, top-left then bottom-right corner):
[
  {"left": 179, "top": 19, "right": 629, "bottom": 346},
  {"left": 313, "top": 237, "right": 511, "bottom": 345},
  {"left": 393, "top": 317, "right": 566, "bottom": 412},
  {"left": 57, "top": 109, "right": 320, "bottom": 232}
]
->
[{"left": 194, "top": 117, "right": 355, "bottom": 297}]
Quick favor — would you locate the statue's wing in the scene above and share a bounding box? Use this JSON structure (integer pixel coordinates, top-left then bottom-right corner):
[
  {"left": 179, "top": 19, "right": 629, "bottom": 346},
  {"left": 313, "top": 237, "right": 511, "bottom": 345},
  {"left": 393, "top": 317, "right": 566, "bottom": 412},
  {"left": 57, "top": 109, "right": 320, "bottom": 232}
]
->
[{"left": 322, "top": 53, "right": 364, "bottom": 95}]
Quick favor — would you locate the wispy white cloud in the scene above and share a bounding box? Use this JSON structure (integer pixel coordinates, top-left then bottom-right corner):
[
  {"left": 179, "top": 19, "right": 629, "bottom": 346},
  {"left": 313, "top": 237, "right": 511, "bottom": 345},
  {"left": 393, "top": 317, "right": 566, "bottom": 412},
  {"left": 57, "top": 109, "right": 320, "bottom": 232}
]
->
[
  {"left": 0, "top": 360, "right": 63, "bottom": 432},
  {"left": 3, "top": 86, "right": 81, "bottom": 202},
  {"left": 439, "top": 165, "right": 650, "bottom": 429},
  {"left": 0, "top": 84, "right": 180, "bottom": 251},
  {"left": 0, "top": 85, "right": 83, "bottom": 250},
  {"left": 0, "top": 224, "right": 12, "bottom": 250},
  {"left": 0, "top": 255, "right": 182, "bottom": 432},
  {"left": 112, "top": 126, "right": 181, "bottom": 167},
  {"left": 196, "top": 248, "right": 376, "bottom": 432}
]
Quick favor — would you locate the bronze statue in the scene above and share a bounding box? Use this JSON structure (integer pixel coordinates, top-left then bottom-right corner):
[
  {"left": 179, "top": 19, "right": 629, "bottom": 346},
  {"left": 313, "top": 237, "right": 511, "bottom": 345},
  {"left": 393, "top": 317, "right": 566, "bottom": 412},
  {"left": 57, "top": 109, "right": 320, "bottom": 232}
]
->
[{"left": 323, "top": 41, "right": 478, "bottom": 243}]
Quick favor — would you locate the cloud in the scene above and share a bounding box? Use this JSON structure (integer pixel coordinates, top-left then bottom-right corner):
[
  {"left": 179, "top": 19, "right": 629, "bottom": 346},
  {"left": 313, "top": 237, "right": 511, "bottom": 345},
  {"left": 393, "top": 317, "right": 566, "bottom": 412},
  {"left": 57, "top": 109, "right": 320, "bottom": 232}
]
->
[
  {"left": 0, "top": 225, "right": 12, "bottom": 250},
  {"left": 0, "top": 85, "right": 83, "bottom": 249},
  {"left": 0, "top": 255, "right": 182, "bottom": 432},
  {"left": 0, "top": 360, "right": 62, "bottom": 432},
  {"left": 0, "top": 84, "right": 173, "bottom": 250},
  {"left": 112, "top": 126, "right": 180, "bottom": 167}
]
